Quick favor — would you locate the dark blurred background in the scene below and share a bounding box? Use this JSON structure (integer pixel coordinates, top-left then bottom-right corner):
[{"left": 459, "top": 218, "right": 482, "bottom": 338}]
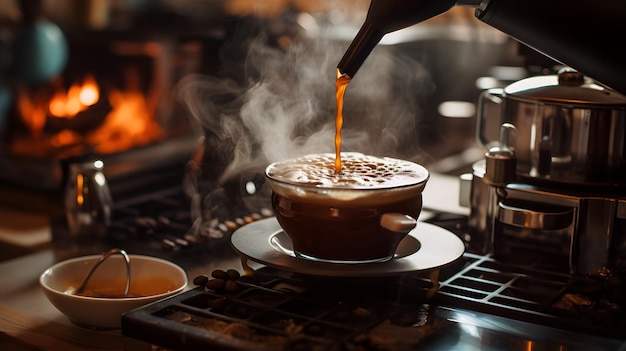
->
[{"left": 0, "top": 0, "right": 557, "bottom": 213}]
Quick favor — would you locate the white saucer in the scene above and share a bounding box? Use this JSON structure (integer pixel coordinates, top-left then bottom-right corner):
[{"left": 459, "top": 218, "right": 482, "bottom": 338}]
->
[{"left": 231, "top": 217, "right": 465, "bottom": 277}]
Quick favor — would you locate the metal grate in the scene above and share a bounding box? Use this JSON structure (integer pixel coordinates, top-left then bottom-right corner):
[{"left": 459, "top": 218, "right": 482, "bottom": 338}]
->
[
  {"left": 435, "top": 252, "right": 626, "bottom": 340},
  {"left": 122, "top": 255, "right": 626, "bottom": 350},
  {"left": 104, "top": 183, "right": 273, "bottom": 257},
  {"left": 122, "top": 268, "right": 450, "bottom": 350}
]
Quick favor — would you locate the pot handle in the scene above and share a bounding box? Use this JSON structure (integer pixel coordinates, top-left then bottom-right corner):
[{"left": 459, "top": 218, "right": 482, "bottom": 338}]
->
[
  {"left": 477, "top": 88, "right": 504, "bottom": 149},
  {"left": 380, "top": 213, "right": 417, "bottom": 233},
  {"left": 498, "top": 202, "right": 574, "bottom": 230}
]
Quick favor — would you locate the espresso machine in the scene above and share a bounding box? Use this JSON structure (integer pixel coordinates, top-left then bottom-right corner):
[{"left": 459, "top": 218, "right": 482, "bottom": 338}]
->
[{"left": 338, "top": 0, "right": 626, "bottom": 278}]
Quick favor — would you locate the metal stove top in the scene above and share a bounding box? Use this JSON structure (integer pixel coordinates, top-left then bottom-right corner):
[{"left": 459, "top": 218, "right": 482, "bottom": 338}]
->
[
  {"left": 55, "top": 181, "right": 626, "bottom": 350},
  {"left": 121, "top": 256, "right": 626, "bottom": 351}
]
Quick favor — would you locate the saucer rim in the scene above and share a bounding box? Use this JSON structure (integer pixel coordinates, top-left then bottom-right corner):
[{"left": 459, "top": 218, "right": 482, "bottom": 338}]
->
[{"left": 231, "top": 217, "right": 465, "bottom": 277}]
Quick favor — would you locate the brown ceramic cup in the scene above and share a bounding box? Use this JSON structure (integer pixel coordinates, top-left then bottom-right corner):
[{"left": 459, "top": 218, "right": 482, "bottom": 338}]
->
[{"left": 265, "top": 152, "right": 429, "bottom": 263}]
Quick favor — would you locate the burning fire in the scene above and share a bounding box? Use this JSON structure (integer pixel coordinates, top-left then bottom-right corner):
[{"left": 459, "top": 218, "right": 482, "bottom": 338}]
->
[
  {"left": 15, "top": 69, "right": 164, "bottom": 156},
  {"left": 89, "top": 69, "right": 163, "bottom": 154}
]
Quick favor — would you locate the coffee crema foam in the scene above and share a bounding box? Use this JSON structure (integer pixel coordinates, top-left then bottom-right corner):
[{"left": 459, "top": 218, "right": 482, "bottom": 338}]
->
[{"left": 266, "top": 153, "right": 428, "bottom": 189}]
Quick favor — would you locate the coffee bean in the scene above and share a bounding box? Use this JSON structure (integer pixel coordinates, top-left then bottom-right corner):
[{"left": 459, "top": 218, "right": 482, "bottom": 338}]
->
[
  {"left": 226, "top": 269, "right": 241, "bottom": 280},
  {"left": 193, "top": 275, "right": 209, "bottom": 287},
  {"left": 206, "top": 278, "right": 226, "bottom": 290},
  {"left": 211, "top": 269, "right": 228, "bottom": 279}
]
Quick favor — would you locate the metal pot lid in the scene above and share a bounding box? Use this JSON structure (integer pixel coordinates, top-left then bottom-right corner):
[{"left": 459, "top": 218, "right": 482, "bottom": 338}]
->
[{"left": 504, "top": 69, "right": 626, "bottom": 106}]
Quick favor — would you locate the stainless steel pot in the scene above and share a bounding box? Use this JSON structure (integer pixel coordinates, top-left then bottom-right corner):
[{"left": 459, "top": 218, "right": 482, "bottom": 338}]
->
[{"left": 477, "top": 69, "right": 626, "bottom": 187}]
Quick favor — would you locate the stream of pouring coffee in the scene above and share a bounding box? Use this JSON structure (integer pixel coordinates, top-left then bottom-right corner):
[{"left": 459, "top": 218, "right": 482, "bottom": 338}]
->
[{"left": 334, "top": 69, "right": 351, "bottom": 173}]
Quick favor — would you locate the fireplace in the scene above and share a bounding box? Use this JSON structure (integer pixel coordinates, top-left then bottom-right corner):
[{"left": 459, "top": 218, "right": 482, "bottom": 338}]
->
[{"left": 0, "top": 26, "right": 227, "bottom": 204}]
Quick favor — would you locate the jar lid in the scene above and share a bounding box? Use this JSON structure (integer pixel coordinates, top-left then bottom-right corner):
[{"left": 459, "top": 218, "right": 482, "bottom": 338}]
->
[{"left": 504, "top": 69, "right": 626, "bottom": 106}]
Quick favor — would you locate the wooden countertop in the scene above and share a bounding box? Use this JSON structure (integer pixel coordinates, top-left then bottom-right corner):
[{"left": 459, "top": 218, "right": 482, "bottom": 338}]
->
[{"left": 0, "top": 208, "right": 51, "bottom": 261}]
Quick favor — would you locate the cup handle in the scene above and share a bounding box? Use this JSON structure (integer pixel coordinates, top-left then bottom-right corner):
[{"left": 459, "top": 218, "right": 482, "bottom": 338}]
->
[{"left": 380, "top": 213, "right": 417, "bottom": 233}]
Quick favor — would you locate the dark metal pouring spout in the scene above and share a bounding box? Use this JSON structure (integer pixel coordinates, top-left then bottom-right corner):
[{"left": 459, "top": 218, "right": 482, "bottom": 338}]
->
[
  {"left": 336, "top": 23, "right": 383, "bottom": 79},
  {"left": 337, "top": 0, "right": 456, "bottom": 79}
]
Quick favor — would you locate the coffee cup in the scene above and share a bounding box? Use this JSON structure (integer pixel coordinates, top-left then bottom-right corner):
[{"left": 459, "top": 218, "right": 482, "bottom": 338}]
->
[{"left": 265, "top": 152, "right": 429, "bottom": 263}]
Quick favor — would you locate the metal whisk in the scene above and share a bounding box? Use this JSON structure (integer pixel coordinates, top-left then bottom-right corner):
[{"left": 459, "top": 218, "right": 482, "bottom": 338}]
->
[{"left": 74, "top": 248, "right": 131, "bottom": 296}]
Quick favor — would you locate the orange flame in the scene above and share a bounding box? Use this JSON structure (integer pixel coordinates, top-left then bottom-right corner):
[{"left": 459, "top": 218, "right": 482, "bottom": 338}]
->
[
  {"left": 86, "top": 68, "right": 163, "bottom": 153},
  {"left": 49, "top": 74, "right": 100, "bottom": 118},
  {"left": 14, "top": 68, "right": 163, "bottom": 156}
]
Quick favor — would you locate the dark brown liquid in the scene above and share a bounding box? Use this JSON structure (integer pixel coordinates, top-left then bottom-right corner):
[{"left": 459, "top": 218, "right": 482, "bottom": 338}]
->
[
  {"left": 75, "top": 276, "right": 178, "bottom": 298},
  {"left": 272, "top": 192, "right": 422, "bottom": 262},
  {"left": 335, "top": 70, "right": 351, "bottom": 173}
]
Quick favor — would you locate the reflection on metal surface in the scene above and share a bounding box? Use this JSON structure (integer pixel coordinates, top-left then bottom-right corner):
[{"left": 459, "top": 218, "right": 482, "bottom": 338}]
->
[
  {"left": 498, "top": 202, "right": 574, "bottom": 230},
  {"left": 434, "top": 307, "right": 622, "bottom": 351}
]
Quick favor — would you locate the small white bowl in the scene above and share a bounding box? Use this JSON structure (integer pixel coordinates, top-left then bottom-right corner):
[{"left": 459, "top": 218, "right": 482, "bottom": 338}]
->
[{"left": 40, "top": 253, "right": 188, "bottom": 330}]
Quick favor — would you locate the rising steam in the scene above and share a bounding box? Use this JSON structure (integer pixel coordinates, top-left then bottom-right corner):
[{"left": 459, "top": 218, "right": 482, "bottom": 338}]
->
[{"left": 176, "top": 13, "right": 434, "bottom": 186}]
